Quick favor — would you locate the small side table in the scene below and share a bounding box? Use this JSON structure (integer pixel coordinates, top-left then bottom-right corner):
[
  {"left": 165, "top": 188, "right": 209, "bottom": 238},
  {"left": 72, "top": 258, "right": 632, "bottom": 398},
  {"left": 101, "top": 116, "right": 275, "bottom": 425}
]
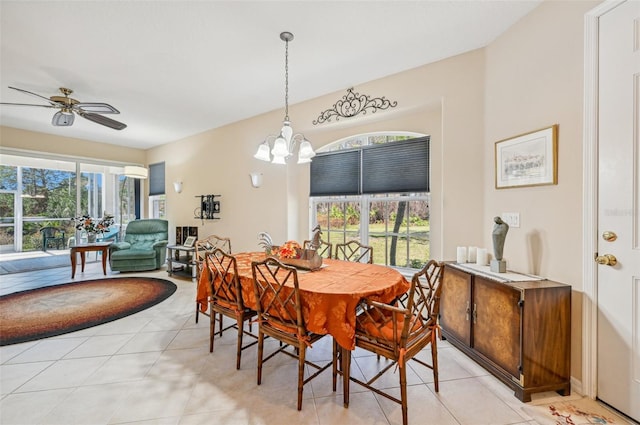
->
[
  {"left": 167, "top": 245, "right": 196, "bottom": 280},
  {"left": 70, "top": 241, "right": 113, "bottom": 278}
]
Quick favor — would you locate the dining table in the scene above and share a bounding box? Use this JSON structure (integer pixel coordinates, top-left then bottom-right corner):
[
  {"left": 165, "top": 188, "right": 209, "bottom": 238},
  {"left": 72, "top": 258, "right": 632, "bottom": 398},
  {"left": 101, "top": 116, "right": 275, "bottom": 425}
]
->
[{"left": 196, "top": 251, "right": 410, "bottom": 351}]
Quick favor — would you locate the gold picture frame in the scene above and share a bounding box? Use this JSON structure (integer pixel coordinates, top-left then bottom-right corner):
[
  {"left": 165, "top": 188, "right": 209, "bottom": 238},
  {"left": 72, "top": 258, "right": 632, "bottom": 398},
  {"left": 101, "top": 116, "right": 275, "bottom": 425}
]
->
[{"left": 495, "top": 124, "right": 558, "bottom": 189}]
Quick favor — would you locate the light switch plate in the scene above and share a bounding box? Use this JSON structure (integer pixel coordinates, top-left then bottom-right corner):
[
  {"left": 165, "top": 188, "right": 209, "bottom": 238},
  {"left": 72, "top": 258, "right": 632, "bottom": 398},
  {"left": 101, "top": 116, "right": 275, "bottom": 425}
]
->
[{"left": 501, "top": 212, "right": 520, "bottom": 228}]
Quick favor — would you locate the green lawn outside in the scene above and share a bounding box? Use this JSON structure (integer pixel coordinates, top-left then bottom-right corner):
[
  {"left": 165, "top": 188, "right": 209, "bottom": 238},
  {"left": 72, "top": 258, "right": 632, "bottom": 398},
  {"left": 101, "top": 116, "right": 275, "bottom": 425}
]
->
[{"left": 326, "top": 222, "right": 430, "bottom": 269}]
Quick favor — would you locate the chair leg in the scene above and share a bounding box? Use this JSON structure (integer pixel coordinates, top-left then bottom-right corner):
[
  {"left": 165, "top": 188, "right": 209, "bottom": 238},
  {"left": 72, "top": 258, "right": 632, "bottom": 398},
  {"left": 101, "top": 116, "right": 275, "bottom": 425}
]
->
[
  {"left": 332, "top": 339, "right": 338, "bottom": 392},
  {"left": 399, "top": 360, "right": 408, "bottom": 425},
  {"left": 209, "top": 311, "right": 215, "bottom": 353},
  {"left": 297, "top": 343, "right": 306, "bottom": 411},
  {"left": 257, "top": 330, "right": 264, "bottom": 385},
  {"left": 342, "top": 347, "right": 351, "bottom": 407},
  {"left": 431, "top": 340, "right": 439, "bottom": 392},
  {"left": 236, "top": 316, "right": 243, "bottom": 370},
  {"left": 195, "top": 302, "right": 200, "bottom": 323}
]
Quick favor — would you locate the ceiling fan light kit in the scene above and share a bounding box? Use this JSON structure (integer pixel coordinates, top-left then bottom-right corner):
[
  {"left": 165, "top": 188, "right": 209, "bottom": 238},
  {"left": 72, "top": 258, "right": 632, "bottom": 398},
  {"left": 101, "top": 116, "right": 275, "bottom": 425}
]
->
[
  {"left": 254, "top": 31, "right": 315, "bottom": 165},
  {"left": 1, "top": 86, "right": 127, "bottom": 130},
  {"left": 52, "top": 110, "right": 74, "bottom": 126}
]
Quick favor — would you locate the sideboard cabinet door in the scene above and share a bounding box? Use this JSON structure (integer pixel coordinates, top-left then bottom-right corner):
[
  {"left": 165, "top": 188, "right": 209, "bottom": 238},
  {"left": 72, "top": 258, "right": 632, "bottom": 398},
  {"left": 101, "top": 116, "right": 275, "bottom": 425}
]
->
[
  {"left": 472, "top": 277, "right": 521, "bottom": 379},
  {"left": 439, "top": 265, "right": 471, "bottom": 346}
]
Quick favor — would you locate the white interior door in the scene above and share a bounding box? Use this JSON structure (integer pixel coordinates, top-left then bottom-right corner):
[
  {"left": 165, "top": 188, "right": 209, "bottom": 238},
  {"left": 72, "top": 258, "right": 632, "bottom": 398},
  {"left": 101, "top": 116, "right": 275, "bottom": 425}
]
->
[{"left": 597, "top": 0, "right": 640, "bottom": 421}]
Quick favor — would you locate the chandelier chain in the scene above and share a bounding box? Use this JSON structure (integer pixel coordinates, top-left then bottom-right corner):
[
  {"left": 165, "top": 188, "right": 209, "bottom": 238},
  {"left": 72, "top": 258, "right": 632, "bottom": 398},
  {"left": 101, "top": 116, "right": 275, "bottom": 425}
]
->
[{"left": 284, "top": 37, "right": 289, "bottom": 121}]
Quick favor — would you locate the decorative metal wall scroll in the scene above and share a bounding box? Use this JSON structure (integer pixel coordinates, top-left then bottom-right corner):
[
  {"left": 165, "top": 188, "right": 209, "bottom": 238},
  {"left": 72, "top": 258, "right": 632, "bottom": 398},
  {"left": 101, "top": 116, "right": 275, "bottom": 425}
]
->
[{"left": 312, "top": 87, "right": 398, "bottom": 125}]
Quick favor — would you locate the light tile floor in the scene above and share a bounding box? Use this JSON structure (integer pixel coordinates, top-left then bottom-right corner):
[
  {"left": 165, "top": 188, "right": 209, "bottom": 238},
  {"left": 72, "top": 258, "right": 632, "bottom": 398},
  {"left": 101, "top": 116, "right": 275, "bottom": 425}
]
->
[{"left": 0, "top": 260, "right": 634, "bottom": 425}]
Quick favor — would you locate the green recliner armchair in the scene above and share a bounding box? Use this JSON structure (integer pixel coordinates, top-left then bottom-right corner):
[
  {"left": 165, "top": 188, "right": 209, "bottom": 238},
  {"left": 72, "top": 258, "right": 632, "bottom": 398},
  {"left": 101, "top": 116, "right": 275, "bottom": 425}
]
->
[{"left": 110, "top": 219, "right": 168, "bottom": 272}]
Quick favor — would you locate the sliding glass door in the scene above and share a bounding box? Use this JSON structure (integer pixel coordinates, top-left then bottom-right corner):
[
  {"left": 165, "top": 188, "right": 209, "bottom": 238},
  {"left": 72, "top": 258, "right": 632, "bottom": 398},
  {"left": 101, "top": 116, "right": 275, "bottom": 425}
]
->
[{"left": 0, "top": 151, "right": 139, "bottom": 253}]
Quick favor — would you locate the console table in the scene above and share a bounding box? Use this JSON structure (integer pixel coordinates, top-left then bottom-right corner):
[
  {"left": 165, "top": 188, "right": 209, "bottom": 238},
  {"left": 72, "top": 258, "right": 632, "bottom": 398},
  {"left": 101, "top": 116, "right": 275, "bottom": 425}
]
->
[
  {"left": 440, "top": 263, "right": 571, "bottom": 402},
  {"left": 70, "top": 241, "right": 113, "bottom": 278}
]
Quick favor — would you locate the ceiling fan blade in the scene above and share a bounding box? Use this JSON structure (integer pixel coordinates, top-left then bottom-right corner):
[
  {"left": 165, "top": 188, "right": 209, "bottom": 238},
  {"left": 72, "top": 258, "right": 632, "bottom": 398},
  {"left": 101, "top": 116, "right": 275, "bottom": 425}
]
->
[
  {"left": 0, "top": 102, "right": 56, "bottom": 108},
  {"left": 79, "top": 112, "right": 127, "bottom": 130},
  {"left": 74, "top": 102, "right": 120, "bottom": 114},
  {"left": 8, "top": 86, "right": 60, "bottom": 106}
]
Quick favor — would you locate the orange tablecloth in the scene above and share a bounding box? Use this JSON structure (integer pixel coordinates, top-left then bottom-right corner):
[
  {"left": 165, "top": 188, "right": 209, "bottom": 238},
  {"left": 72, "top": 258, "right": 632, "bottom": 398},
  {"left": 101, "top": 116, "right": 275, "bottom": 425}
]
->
[{"left": 196, "top": 251, "right": 409, "bottom": 349}]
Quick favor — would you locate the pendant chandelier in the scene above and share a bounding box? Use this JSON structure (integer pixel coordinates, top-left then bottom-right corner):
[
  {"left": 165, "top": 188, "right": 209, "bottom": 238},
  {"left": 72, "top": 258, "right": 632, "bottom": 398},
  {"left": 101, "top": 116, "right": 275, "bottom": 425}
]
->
[{"left": 254, "top": 32, "right": 315, "bottom": 165}]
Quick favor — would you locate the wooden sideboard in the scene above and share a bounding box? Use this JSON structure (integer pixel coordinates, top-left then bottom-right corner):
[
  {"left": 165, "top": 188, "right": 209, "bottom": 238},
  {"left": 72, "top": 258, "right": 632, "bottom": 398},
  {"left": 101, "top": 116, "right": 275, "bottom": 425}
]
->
[{"left": 440, "top": 263, "right": 571, "bottom": 402}]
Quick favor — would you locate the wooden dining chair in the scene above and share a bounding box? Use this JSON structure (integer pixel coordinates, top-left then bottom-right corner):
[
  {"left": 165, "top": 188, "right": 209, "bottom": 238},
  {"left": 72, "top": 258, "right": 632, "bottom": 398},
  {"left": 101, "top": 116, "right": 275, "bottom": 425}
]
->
[
  {"left": 303, "top": 239, "right": 333, "bottom": 259},
  {"left": 195, "top": 235, "right": 232, "bottom": 324},
  {"left": 334, "top": 240, "right": 373, "bottom": 263},
  {"left": 251, "top": 256, "right": 337, "bottom": 411},
  {"left": 344, "top": 259, "right": 444, "bottom": 425},
  {"left": 206, "top": 248, "right": 257, "bottom": 369}
]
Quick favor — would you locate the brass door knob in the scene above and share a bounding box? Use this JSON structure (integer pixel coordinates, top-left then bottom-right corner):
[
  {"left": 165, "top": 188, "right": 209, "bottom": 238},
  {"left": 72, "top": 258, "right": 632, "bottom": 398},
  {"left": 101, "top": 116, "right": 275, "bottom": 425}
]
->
[{"left": 595, "top": 254, "right": 617, "bottom": 266}]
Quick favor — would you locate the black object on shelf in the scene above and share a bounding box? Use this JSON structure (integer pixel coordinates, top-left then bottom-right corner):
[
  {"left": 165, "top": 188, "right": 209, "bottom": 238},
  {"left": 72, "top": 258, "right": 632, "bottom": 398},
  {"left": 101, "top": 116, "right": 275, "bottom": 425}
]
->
[
  {"left": 195, "top": 194, "right": 221, "bottom": 220},
  {"left": 176, "top": 226, "right": 198, "bottom": 245}
]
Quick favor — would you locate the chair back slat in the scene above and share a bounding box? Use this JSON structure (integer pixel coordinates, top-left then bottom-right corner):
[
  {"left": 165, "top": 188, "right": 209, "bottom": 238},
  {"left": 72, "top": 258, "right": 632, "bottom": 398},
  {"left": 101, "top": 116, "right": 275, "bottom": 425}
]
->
[
  {"left": 403, "top": 260, "right": 443, "bottom": 345},
  {"left": 251, "top": 257, "right": 304, "bottom": 336},
  {"left": 334, "top": 240, "right": 373, "bottom": 263},
  {"left": 196, "top": 235, "right": 231, "bottom": 274},
  {"left": 206, "top": 248, "right": 243, "bottom": 311}
]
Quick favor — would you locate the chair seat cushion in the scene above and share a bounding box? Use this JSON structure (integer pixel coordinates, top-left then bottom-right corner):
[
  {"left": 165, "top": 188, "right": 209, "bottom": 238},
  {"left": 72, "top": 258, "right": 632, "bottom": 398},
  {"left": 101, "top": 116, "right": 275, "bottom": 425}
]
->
[
  {"left": 357, "top": 309, "right": 422, "bottom": 342},
  {"left": 265, "top": 319, "right": 299, "bottom": 336},
  {"left": 214, "top": 298, "right": 238, "bottom": 310},
  {"left": 111, "top": 249, "right": 156, "bottom": 261}
]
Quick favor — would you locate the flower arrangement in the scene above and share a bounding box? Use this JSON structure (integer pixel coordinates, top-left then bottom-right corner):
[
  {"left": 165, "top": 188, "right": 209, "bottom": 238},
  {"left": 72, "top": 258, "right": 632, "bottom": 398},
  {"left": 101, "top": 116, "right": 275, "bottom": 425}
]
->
[
  {"left": 278, "top": 240, "right": 301, "bottom": 259},
  {"left": 73, "top": 214, "right": 115, "bottom": 234}
]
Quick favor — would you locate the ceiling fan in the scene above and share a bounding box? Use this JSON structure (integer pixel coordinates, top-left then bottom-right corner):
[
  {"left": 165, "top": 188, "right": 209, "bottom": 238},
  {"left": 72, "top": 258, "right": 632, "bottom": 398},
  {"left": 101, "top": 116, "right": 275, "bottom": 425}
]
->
[{"left": 0, "top": 86, "right": 127, "bottom": 130}]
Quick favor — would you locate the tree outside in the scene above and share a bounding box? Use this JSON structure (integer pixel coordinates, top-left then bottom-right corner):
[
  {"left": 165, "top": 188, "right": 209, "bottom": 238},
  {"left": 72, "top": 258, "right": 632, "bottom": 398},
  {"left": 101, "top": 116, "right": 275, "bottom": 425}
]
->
[{"left": 315, "top": 197, "right": 430, "bottom": 269}]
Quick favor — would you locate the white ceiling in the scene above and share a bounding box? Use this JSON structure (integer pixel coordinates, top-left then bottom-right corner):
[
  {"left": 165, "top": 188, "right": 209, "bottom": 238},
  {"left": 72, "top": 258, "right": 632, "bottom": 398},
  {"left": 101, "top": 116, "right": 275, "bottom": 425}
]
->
[{"left": 0, "top": 0, "right": 541, "bottom": 150}]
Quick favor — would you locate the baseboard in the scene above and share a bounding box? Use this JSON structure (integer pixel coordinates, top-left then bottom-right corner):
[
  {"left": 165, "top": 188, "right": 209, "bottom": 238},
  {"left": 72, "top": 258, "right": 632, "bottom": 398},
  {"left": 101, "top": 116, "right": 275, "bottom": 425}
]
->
[{"left": 570, "top": 376, "right": 583, "bottom": 396}]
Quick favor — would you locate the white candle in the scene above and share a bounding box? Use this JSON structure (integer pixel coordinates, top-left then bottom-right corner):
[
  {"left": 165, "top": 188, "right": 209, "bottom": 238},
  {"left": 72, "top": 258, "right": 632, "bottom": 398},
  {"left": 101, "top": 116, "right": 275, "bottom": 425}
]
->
[
  {"left": 456, "top": 246, "right": 467, "bottom": 263},
  {"left": 467, "top": 246, "right": 477, "bottom": 263},
  {"left": 476, "top": 248, "right": 488, "bottom": 265}
]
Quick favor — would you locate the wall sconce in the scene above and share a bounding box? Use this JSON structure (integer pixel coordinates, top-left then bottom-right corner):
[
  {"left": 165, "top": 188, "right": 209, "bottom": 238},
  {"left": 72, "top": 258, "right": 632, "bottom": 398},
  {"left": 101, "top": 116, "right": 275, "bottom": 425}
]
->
[
  {"left": 173, "top": 181, "right": 183, "bottom": 193},
  {"left": 249, "top": 172, "right": 263, "bottom": 188}
]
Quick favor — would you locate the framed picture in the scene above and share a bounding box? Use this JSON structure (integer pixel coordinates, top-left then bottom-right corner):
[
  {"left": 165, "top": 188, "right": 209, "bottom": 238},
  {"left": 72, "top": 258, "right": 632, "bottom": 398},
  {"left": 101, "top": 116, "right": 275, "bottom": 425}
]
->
[
  {"left": 495, "top": 124, "right": 558, "bottom": 189},
  {"left": 183, "top": 236, "right": 196, "bottom": 248}
]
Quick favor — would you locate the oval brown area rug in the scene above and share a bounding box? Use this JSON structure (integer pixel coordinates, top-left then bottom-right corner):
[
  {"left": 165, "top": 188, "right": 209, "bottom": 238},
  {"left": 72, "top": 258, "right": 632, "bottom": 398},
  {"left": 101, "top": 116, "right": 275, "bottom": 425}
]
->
[{"left": 0, "top": 277, "right": 177, "bottom": 346}]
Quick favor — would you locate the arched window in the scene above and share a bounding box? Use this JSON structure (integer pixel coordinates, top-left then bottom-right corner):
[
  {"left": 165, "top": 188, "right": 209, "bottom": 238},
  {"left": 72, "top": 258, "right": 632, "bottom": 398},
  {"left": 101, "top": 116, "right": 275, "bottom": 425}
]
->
[{"left": 310, "top": 132, "right": 430, "bottom": 270}]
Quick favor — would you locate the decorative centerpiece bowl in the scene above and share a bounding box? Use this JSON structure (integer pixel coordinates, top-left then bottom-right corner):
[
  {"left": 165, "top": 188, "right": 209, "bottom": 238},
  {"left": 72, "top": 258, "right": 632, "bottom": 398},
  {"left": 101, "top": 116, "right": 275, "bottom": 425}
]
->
[
  {"left": 271, "top": 240, "right": 323, "bottom": 271},
  {"left": 274, "top": 248, "right": 323, "bottom": 271}
]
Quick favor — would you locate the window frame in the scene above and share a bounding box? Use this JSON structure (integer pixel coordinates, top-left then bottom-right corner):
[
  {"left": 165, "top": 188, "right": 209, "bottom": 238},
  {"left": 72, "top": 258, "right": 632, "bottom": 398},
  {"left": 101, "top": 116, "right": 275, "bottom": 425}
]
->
[
  {"left": 309, "top": 132, "right": 430, "bottom": 271},
  {"left": 0, "top": 148, "right": 143, "bottom": 252}
]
